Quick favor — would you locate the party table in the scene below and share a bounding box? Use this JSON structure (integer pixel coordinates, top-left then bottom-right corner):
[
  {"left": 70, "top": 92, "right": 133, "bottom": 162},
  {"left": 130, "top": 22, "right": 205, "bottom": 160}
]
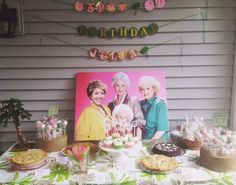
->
[{"left": 0, "top": 141, "right": 236, "bottom": 185}]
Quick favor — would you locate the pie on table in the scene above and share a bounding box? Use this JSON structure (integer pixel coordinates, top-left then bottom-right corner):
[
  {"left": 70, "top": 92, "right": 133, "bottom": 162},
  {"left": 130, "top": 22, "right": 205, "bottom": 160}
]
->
[
  {"left": 140, "top": 154, "right": 178, "bottom": 172},
  {"left": 11, "top": 149, "right": 48, "bottom": 169}
]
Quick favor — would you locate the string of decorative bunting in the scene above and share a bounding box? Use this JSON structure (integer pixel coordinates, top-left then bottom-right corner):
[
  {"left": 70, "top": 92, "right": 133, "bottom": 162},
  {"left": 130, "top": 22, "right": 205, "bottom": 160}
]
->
[
  {"left": 88, "top": 48, "right": 139, "bottom": 61},
  {"left": 74, "top": 1, "right": 128, "bottom": 13},
  {"left": 31, "top": 3, "right": 208, "bottom": 63},
  {"left": 77, "top": 23, "right": 158, "bottom": 38},
  {"left": 73, "top": 0, "right": 166, "bottom": 13}
]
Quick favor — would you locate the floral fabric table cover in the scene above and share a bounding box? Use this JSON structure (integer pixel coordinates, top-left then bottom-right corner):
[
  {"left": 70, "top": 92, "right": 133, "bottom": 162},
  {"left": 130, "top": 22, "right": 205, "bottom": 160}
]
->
[{"left": 0, "top": 141, "right": 236, "bottom": 185}]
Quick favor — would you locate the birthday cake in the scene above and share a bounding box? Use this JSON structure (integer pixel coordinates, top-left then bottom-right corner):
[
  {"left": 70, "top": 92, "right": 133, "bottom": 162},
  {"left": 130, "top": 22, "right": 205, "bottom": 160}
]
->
[
  {"left": 152, "top": 142, "right": 182, "bottom": 157},
  {"left": 199, "top": 128, "right": 236, "bottom": 172}
]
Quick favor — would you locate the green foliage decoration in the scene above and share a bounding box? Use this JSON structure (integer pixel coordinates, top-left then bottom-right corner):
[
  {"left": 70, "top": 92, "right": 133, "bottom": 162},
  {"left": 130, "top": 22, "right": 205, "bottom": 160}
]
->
[
  {"left": 7, "top": 172, "right": 35, "bottom": 185},
  {"left": 43, "top": 163, "right": 70, "bottom": 183}
]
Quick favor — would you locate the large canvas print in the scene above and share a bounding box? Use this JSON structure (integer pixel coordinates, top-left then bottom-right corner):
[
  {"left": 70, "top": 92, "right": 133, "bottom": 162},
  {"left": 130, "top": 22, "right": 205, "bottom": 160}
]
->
[{"left": 74, "top": 70, "right": 169, "bottom": 141}]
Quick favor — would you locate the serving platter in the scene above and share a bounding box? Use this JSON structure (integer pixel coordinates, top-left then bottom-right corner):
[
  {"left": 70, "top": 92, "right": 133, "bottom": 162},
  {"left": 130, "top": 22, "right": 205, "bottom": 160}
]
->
[
  {"left": 138, "top": 160, "right": 171, "bottom": 174},
  {"left": 11, "top": 158, "right": 49, "bottom": 171},
  {"left": 149, "top": 146, "right": 185, "bottom": 157}
]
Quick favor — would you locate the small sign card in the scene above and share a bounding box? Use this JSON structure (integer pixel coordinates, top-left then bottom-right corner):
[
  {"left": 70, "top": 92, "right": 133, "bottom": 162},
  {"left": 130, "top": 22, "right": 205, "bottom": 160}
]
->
[
  {"left": 213, "top": 113, "right": 228, "bottom": 128},
  {"left": 48, "top": 104, "right": 59, "bottom": 116}
]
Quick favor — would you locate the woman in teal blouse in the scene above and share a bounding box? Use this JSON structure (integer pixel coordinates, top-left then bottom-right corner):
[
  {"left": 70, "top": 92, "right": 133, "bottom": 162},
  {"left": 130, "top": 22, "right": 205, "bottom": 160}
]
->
[{"left": 138, "top": 76, "right": 170, "bottom": 140}]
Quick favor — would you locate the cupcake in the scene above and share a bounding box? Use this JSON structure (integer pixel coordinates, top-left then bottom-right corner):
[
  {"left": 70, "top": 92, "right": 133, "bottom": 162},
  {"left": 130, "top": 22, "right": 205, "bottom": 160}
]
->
[
  {"left": 125, "top": 133, "right": 133, "bottom": 138},
  {"left": 112, "top": 132, "right": 120, "bottom": 138},
  {"left": 103, "top": 139, "right": 113, "bottom": 148},
  {"left": 113, "top": 139, "right": 123, "bottom": 149},
  {"left": 104, "top": 136, "right": 113, "bottom": 140},
  {"left": 120, "top": 135, "right": 128, "bottom": 143},
  {"left": 124, "top": 139, "right": 135, "bottom": 148}
]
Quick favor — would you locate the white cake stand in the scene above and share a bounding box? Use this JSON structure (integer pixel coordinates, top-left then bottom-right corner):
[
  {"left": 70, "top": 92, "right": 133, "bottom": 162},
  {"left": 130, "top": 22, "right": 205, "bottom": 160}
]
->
[{"left": 98, "top": 141, "right": 142, "bottom": 169}]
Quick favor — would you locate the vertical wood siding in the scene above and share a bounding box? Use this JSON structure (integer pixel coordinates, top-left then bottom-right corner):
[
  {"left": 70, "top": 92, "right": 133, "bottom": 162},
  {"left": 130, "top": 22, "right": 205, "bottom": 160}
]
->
[{"left": 0, "top": 0, "right": 235, "bottom": 153}]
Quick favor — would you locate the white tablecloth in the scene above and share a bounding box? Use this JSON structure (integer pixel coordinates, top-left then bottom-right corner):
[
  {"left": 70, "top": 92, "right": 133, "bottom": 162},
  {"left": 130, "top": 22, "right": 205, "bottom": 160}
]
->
[{"left": 0, "top": 141, "right": 236, "bottom": 185}]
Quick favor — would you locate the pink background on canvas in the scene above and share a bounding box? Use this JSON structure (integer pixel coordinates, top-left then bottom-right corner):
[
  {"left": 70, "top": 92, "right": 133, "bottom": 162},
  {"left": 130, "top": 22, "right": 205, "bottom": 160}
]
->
[{"left": 75, "top": 70, "right": 167, "bottom": 129}]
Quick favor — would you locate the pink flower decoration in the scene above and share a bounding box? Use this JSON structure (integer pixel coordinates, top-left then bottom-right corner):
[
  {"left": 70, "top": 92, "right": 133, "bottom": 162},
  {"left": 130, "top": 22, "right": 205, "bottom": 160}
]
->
[
  {"left": 155, "top": 0, "right": 165, "bottom": 8},
  {"left": 144, "top": 0, "right": 155, "bottom": 12}
]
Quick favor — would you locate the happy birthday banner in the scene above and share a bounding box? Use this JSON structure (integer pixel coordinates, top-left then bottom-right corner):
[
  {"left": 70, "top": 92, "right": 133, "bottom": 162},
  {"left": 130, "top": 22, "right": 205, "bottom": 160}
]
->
[
  {"left": 33, "top": 0, "right": 208, "bottom": 63},
  {"left": 77, "top": 23, "right": 158, "bottom": 38},
  {"left": 88, "top": 48, "right": 138, "bottom": 61}
]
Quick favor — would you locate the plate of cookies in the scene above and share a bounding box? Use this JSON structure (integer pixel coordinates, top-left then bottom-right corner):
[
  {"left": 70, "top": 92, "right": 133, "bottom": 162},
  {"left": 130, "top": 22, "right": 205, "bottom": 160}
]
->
[{"left": 138, "top": 154, "right": 178, "bottom": 173}]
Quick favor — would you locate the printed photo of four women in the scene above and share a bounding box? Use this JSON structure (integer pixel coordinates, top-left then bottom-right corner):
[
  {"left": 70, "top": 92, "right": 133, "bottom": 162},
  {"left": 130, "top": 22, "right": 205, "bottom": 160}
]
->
[{"left": 74, "top": 71, "right": 170, "bottom": 141}]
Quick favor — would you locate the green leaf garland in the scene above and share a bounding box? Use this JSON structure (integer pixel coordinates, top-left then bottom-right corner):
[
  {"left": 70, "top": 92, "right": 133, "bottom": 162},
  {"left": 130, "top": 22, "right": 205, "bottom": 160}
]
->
[
  {"left": 130, "top": 2, "right": 141, "bottom": 10},
  {"left": 139, "top": 47, "right": 149, "bottom": 55},
  {"left": 43, "top": 163, "right": 70, "bottom": 183},
  {"left": 141, "top": 172, "right": 168, "bottom": 182},
  {"left": 8, "top": 172, "right": 35, "bottom": 185},
  {"left": 109, "top": 172, "right": 137, "bottom": 185},
  {"left": 0, "top": 160, "right": 10, "bottom": 170}
]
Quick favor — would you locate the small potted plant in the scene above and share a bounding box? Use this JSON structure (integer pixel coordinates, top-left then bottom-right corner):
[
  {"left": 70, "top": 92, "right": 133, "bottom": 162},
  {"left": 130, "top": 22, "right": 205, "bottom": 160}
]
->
[{"left": 0, "top": 98, "right": 32, "bottom": 148}]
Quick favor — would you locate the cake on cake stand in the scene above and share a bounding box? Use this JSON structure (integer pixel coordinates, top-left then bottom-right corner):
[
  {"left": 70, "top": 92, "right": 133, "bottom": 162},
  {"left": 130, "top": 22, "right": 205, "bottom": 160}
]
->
[
  {"left": 100, "top": 109, "right": 144, "bottom": 169},
  {"left": 99, "top": 140, "right": 142, "bottom": 170}
]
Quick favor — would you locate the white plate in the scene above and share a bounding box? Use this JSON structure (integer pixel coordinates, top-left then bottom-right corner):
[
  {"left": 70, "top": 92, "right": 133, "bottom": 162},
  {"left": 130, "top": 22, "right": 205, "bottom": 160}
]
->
[
  {"left": 12, "top": 158, "right": 49, "bottom": 171},
  {"left": 60, "top": 148, "right": 67, "bottom": 156},
  {"left": 99, "top": 141, "right": 142, "bottom": 154},
  {"left": 149, "top": 146, "right": 185, "bottom": 157},
  {"left": 138, "top": 160, "right": 170, "bottom": 174}
]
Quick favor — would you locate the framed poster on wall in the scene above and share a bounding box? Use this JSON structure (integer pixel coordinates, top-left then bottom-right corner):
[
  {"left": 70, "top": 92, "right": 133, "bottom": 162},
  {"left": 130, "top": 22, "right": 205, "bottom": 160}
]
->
[{"left": 74, "top": 70, "right": 167, "bottom": 141}]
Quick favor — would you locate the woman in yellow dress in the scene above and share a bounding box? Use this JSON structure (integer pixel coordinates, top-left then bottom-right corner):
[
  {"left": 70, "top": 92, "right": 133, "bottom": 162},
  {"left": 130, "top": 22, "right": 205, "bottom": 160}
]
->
[{"left": 75, "top": 80, "right": 112, "bottom": 141}]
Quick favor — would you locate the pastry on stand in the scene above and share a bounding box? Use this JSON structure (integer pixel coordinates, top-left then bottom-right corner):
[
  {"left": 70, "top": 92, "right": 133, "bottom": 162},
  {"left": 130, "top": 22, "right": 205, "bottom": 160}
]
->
[
  {"left": 99, "top": 110, "right": 143, "bottom": 169},
  {"left": 99, "top": 133, "right": 142, "bottom": 168}
]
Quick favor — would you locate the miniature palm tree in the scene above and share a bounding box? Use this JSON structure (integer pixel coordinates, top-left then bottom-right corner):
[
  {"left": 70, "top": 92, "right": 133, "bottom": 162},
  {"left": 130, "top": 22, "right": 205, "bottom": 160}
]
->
[{"left": 0, "top": 98, "right": 32, "bottom": 146}]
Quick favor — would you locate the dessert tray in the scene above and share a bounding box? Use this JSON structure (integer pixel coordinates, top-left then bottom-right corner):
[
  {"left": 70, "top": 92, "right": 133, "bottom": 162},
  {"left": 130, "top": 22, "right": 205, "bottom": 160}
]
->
[
  {"left": 147, "top": 141, "right": 185, "bottom": 157},
  {"left": 149, "top": 146, "right": 185, "bottom": 157},
  {"left": 99, "top": 140, "right": 142, "bottom": 165},
  {"left": 12, "top": 158, "right": 49, "bottom": 171},
  {"left": 10, "top": 149, "right": 49, "bottom": 171},
  {"left": 138, "top": 154, "right": 178, "bottom": 174},
  {"left": 138, "top": 161, "right": 170, "bottom": 174}
]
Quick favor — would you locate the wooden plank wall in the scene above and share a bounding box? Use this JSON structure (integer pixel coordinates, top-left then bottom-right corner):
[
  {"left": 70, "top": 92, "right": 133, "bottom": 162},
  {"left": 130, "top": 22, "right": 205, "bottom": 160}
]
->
[{"left": 0, "top": 0, "right": 235, "bottom": 153}]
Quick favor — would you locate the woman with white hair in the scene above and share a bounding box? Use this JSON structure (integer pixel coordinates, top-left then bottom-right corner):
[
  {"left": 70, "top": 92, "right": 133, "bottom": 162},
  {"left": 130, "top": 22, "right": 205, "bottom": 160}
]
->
[
  {"left": 138, "top": 75, "right": 170, "bottom": 140},
  {"left": 108, "top": 72, "right": 145, "bottom": 137},
  {"left": 112, "top": 104, "right": 142, "bottom": 138},
  {"left": 108, "top": 72, "right": 144, "bottom": 119}
]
